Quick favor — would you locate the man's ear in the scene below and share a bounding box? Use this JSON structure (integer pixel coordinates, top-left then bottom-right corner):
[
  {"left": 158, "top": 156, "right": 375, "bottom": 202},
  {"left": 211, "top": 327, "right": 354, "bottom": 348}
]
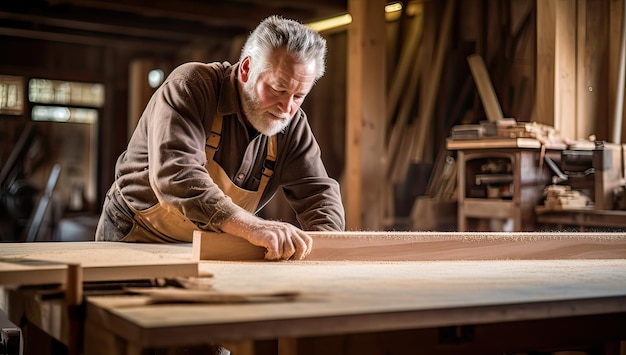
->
[{"left": 239, "top": 56, "right": 251, "bottom": 83}]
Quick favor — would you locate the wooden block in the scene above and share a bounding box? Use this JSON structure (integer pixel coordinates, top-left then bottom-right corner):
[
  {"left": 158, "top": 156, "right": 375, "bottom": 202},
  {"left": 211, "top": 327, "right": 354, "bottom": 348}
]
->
[
  {"left": 0, "top": 242, "right": 198, "bottom": 286},
  {"left": 192, "top": 231, "right": 626, "bottom": 261},
  {"left": 192, "top": 232, "right": 266, "bottom": 261}
]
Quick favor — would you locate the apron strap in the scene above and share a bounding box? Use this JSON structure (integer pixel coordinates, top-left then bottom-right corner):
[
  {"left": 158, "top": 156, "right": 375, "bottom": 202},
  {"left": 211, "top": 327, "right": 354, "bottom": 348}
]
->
[
  {"left": 205, "top": 115, "right": 277, "bottom": 181},
  {"left": 205, "top": 115, "right": 223, "bottom": 161}
]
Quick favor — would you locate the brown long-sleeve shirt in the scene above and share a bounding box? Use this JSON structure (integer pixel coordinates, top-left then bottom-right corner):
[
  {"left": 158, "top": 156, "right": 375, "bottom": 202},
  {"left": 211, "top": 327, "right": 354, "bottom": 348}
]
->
[{"left": 114, "top": 61, "right": 345, "bottom": 232}]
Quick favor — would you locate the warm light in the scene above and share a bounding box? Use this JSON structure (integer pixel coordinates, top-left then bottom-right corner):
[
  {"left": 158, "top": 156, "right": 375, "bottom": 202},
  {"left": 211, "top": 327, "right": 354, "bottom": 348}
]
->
[
  {"left": 307, "top": 2, "right": 405, "bottom": 32},
  {"left": 307, "top": 13, "right": 352, "bottom": 32},
  {"left": 385, "top": 2, "right": 403, "bottom": 13}
]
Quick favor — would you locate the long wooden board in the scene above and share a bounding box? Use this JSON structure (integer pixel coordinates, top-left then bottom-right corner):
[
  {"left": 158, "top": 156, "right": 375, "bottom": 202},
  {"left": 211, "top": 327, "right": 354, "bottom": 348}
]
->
[
  {"left": 0, "top": 242, "right": 198, "bottom": 286},
  {"left": 467, "top": 54, "right": 505, "bottom": 122},
  {"left": 192, "top": 231, "right": 626, "bottom": 261}
]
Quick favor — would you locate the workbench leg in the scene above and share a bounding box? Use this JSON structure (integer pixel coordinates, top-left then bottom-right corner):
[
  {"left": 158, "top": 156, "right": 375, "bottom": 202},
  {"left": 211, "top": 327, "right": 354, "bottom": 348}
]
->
[
  {"left": 219, "top": 340, "right": 254, "bottom": 355},
  {"left": 84, "top": 319, "right": 127, "bottom": 355},
  {"left": 278, "top": 337, "right": 298, "bottom": 355}
]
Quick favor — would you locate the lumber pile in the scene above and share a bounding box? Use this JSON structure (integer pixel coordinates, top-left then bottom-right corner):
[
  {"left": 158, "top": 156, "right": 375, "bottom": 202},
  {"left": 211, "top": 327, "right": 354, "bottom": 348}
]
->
[
  {"left": 383, "top": 0, "right": 541, "bottom": 231},
  {"left": 384, "top": 1, "right": 456, "bottom": 229}
]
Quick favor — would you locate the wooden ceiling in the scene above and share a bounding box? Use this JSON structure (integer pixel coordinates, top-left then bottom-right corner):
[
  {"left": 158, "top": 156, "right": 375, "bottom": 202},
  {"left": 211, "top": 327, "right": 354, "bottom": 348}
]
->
[{"left": 0, "top": 0, "right": 348, "bottom": 48}]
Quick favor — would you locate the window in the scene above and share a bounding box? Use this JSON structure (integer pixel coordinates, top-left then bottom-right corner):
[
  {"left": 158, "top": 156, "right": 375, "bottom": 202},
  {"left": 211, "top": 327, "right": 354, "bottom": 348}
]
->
[
  {"left": 0, "top": 75, "right": 24, "bottom": 115},
  {"left": 28, "top": 78, "right": 104, "bottom": 123}
]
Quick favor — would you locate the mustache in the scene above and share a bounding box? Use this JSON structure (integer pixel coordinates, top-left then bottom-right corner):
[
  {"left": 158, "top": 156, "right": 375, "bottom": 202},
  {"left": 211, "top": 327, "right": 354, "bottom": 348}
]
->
[{"left": 268, "top": 111, "right": 290, "bottom": 120}]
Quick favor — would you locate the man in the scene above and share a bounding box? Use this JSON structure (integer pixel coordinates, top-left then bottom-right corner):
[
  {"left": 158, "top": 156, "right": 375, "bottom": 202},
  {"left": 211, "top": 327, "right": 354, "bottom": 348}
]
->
[{"left": 96, "top": 15, "right": 345, "bottom": 260}]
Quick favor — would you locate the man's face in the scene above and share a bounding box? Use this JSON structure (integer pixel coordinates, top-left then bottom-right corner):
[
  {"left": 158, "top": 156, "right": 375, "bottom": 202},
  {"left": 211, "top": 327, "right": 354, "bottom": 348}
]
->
[{"left": 241, "top": 50, "right": 316, "bottom": 136}]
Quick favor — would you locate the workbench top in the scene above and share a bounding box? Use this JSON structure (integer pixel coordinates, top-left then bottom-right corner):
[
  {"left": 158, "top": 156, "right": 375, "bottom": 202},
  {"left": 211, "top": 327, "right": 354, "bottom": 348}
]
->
[
  {"left": 86, "top": 258, "right": 626, "bottom": 346},
  {"left": 2, "top": 237, "right": 626, "bottom": 352}
]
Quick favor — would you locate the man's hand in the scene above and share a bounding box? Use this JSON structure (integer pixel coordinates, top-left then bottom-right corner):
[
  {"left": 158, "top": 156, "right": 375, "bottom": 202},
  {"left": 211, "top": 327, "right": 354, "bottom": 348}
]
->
[{"left": 220, "top": 211, "right": 313, "bottom": 260}]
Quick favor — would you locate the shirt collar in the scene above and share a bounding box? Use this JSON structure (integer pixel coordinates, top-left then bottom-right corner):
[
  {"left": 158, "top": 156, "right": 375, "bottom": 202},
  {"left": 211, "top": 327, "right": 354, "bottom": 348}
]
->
[{"left": 216, "top": 61, "right": 242, "bottom": 117}]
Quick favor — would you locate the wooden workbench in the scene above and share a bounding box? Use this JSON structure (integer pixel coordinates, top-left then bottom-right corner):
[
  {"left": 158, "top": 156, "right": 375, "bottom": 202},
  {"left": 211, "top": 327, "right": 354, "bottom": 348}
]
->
[
  {"left": 2, "top": 235, "right": 626, "bottom": 355},
  {"left": 83, "top": 258, "right": 626, "bottom": 355}
]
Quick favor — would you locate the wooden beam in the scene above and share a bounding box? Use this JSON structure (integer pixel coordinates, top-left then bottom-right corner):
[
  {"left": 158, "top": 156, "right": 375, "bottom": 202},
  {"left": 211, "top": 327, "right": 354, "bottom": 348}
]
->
[
  {"left": 581, "top": 0, "right": 609, "bottom": 140},
  {"left": 536, "top": 0, "right": 578, "bottom": 139},
  {"left": 555, "top": 0, "right": 577, "bottom": 139},
  {"left": 192, "top": 230, "right": 626, "bottom": 261},
  {"left": 535, "top": 0, "right": 557, "bottom": 128},
  {"left": 48, "top": 0, "right": 317, "bottom": 29},
  {"left": 610, "top": 0, "right": 626, "bottom": 144},
  {"left": 344, "top": 0, "right": 386, "bottom": 230}
]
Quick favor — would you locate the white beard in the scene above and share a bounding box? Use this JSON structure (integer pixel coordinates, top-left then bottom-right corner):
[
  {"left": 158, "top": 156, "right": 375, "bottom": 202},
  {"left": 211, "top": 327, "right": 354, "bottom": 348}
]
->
[{"left": 241, "top": 80, "right": 291, "bottom": 136}]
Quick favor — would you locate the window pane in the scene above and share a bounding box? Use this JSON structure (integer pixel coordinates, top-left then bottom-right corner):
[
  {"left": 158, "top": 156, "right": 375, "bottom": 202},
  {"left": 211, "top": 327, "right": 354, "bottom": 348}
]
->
[
  {"left": 32, "top": 105, "right": 98, "bottom": 124},
  {"left": 0, "top": 75, "right": 24, "bottom": 115},
  {"left": 29, "top": 78, "right": 104, "bottom": 107}
]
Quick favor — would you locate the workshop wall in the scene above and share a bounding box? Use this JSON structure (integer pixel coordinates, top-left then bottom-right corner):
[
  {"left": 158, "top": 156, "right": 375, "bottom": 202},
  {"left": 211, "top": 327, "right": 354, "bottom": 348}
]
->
[{"left": 0, "top": 0, "right": 624, "bottom": 238}]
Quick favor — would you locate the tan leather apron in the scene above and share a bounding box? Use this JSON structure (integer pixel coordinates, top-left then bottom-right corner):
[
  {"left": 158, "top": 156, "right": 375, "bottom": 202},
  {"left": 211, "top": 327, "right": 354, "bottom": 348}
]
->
[{"left": 119, "top": 115, "right": 276, "bottom": 242}]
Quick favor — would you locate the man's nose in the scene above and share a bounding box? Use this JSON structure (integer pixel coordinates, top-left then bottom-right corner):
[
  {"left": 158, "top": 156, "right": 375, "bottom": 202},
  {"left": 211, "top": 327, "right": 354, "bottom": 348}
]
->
[{"left": 278, "top": 95, "right": 294, "bottom": 113}]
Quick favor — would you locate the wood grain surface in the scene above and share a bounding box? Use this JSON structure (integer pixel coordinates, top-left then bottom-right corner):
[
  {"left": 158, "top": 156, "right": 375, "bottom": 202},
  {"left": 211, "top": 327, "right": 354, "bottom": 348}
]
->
[
  {"left": 85, "top": 258, "right": 626, "bottom": 347},
  {"left": 193, "top": 231, "right": 626, "bottom": 261},
  {"left": 0, "top": 242, "right": 198, "bottom": 285}
]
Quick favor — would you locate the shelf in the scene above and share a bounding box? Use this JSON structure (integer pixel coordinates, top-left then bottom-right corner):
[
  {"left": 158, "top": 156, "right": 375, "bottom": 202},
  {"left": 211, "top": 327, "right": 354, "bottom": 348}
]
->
[
  {"left": 462, "top": 199, "right": 516, "bottom": 219},
  {"left": 448, "top": 138, "right": 542, "bottom": 150},
  {"left": 475, "top": 173, "right": 514, "bottom": 185}
]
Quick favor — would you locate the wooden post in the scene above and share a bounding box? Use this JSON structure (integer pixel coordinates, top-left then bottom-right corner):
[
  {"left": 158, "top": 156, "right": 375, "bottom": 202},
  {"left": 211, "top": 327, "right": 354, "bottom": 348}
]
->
[
  {"left": 540, "top": 0, "right": 577, "bottom": 139},
  {"left": 610, "top": 0, "right": 626, "bottom": 144},
  {"left": 535, "top": 0, "right": 557, "bottom": 128},
  {"left": 345, "top": 0, "right": 386, "bottom": 230}
]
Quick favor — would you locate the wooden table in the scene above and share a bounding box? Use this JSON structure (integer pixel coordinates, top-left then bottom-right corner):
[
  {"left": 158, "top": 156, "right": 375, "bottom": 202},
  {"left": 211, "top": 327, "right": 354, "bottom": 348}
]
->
[
  {"left": 446, "top": 138, "right": 561, "bottom": 232},
  {"left": 83, "top": 258, "right": 626, "bottom": 355},
  {"left": 3, "top": 236, "right": 626, "bottom": 355}
]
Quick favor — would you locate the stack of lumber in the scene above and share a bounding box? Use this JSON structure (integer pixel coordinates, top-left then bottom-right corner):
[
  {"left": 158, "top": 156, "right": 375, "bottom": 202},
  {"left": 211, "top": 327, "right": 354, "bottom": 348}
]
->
[{"left": 383, "top": 1, "right": 456, "bottom": 228}]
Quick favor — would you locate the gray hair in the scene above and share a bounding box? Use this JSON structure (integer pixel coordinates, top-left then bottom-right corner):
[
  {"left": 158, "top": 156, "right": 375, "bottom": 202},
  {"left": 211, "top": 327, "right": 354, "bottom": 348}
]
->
[{"left": 240, "top": 15, "right": 327, "bottom": 81}]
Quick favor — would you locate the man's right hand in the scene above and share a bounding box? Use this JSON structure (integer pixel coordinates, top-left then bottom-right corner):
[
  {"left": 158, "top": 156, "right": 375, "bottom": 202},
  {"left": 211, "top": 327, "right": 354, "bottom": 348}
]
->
[{"left": 220, "top": 211, "right": 313, "bottom": 260}]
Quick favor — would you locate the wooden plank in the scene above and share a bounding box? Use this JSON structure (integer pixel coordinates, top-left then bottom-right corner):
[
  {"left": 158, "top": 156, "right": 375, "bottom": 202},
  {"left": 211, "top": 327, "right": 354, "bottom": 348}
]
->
[
  {"left": 467, "top": 54, "right": 505, "bottom": 122},
  {"left": 0, "top": 242, "right": 198, "bottom": 286},
  {"left": 446, "top": 137, "right": 543, "bottom": 149},
  {"left": 192, "top": 230, "right": 626, "bottom": 261}
]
